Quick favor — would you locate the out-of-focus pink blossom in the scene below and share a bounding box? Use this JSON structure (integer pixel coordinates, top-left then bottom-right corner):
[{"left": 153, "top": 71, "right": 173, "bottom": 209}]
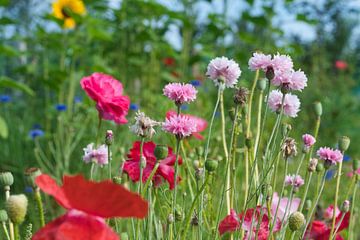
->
[
  {"left": 317, "top": 147, "right": 343, "bottom": 165},
  {"left": 163, "top": 115, "right": 197, "bottom": 139},
  {"left": 206, "top": 57, "right": 241, "bottom": 88},
  {"left": 163, "top": 83, "right": 197, "bottom": 105},
  {"left": 82, "top": 143, "right": 108, "bottom": 166},
  {"left": 248, "top": 52, "right": 272, "bottom": 71},
  {"left": 335, "top": 60, "right": 348, "bottom": 70},
  {"left": 271, "top": 192, "right": 301, "bottom": 221},
  {"left": 324, "top": 205, "right": 340, "bottom": 220},
  {"left": 302, "top": 134, "right": 316, "bottom": 148},
  {"left": 284, "top": 175, "right": 304, "bottom": 188},
  {"left": 272, "top": 69, "right": 307, "bottom": 91},
  {"left": 267, "top": 90, "right": 301, "bottom": 118}
]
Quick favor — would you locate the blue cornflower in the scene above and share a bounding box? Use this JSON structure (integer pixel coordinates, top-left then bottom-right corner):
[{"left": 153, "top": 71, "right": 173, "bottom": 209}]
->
[
  {"left": 215, "top": 111, "right": 220, "bottom": 118},
  {"left": 325, "top": 169, "right": 335, "bottom": 180},
  {"left": 24, "top": 186, "right": 33, "bottom": 193},
  {"left": 74, "top": 96, "right": 82, "bottom": 103},
  {"left": 130, "top": 103, "right": 139, "bottom": 111},
  {"left": 55, "top": 104, "right": 67, "bottom": 111},
  {"left": 181, "top": 104, "right": 189, "bottom": 111},
  {"left": 0, "top": 95, "right": 11, "bottom": 103},
  {"left": 343, "top": 155, "right": 351, "bottom": 162},
  {"left": 29, "top": 129, "right": 44, "bottom": 139},
  {"left": 190, "top": 80, "right": 201, "bottom": 87}
]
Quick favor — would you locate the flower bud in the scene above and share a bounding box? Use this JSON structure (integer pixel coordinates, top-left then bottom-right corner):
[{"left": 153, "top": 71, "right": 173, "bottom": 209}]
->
[
  {"left": 154, "top": 145, "right": 168, "bottom": 160},
  {"left": 112, "top": 176, "right": 122, "bottom": 185},
  {"left": 316, "top": 163, "right": 324, "bottom": 172},
  {"left": 313, "top": 101, "right": 322, "bottom": 117},
  {"left": 353, "top": 159, "right": 360, "bottom": 172},
  {"left": 24, "top": 168, "right": 42, "bottom": 190},
  {"left": 205, "top": 160, "right": 218, "bottom": 173},
  {"left": 234, "top": 87, "right": 249, "bottom": 106},
  {"left": 281, "top": 138, "right": 297, "bottom": 159},
  {"left": 193, "top": 160, "right": 200, "bottom": 169},
  {"left": 167, "top": 213, "right": 174, "bottom": 224},
  {"left": 308, "top": 158, "right": 318, "bottom": 172},
  {"left": 120, "top": 233, "right": 129, "bottom": 240},
  {"left": 341, "top": 200, "right": 350, "bottom": 212},
  {"left": 0, "top": 172, "right": 14, "bottom": 188},
  {"left": 288, "top": 211, "right": 305, "bottom": 232},
  {"left": 0, "top": 209, "right": 8, "bottom": 222},
  {"left": 265, "top": 67, "right": 274, "bottom": 80},
  {"left": 105, "top": 130, "right": 113, "bottom": 146},
  {"left": 140, "top": 156, "right": 147, "bottom": 168},
  {"left": 195, "top": 168, "right": 204, "bottom": 181},
  {"left": 338, "top": 136, "right": 350, "bottom": 152},
  {"left": 305, "top": 199, "right": 312, "bottom": 211},
  {"left": 175, "top": 205, "right": 184, "bottom": 222},
  {"left": 191, "top": 214, "right": 199, "bottom": 226},
  {"left": 257, "top": 78, "right": 267, "bottom": 91},
  {"left": 6, "top": 194, "right": 28, "bottom": 224}
]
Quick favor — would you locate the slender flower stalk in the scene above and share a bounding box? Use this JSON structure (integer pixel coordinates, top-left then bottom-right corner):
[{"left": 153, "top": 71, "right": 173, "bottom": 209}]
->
[
  {"left": 172, "top": 137, "right": 181, "bottom": 237},
  {"left": 329, "top": 160, "right": 343, "bottom": 236},
  {"left": 2, "top": 221, "right": 10, "bottom": 240},
  {"left": 138, "top": 138, "right": 146, "bottom": 194},
  {"left": 331, "top": 212, "right": 346, "bottom": 240},
  {"left": 34, "top": 189, "right": 45, "bottom": 227},
  {"left": 348, "top": 175, "right": 358, "bottom": 240}
]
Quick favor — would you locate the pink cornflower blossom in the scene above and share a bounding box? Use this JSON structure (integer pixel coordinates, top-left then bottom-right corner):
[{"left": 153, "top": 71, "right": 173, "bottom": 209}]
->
[
  {"left": 248, "top": 52, "right": 272, "bottom": 71},
  {"left": 267, "top": 90, "right": 300, "bottom": 118},
  {"left": 163, "top": 115, "right": 197, "bottom": 139},
  {"left": 302, "top": 134, "right": 316, "bottom": 148},
  {"left": 317, "top": 147, "right": 343, "bottom": 166},
  {"left": 271, "top": 53, "right": 294, "bottom": 73},
  {"left": 284, "top": 175, "right": 304, "bottom": 188},
  {"left": 206, "top": 57, "right": 241, "bottom": 88},
  {"left": 163, "top": 83, "right": 197, "bottom": 105},
  {"left": 272, "top": 69, "right": 307, "bottom": 92},
  {"left": 82, "top": 143, "right": 109, "bottom": 166},
  {"left": 324, "top": 205, "right": 340, "bottom": 220}
]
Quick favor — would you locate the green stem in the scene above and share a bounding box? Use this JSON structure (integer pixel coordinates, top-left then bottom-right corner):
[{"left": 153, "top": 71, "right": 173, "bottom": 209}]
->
[
  {"left": 35, "top": 189, "right": 45, "bottom": 227},
  {"left": 253, "top": 90, "right": 264, "bottom": 157},
  {"left": 2, "top": 222, "right": 10, "bottom": 240},
  {"left": 14, "top": 225, "right": 19, "bottom": 240},
  {"left": 181, "top": 142, "right": 195, "bottom": 200},
  {"left": 172, "top": 137, "right": 181, "bottom": 238},
  {"left": 348, "top": 176, "right": 358, "bottom": 240},
  {"left": 136, "top": 138, "right": 146, "bottom": 240},
  {"left": 141, "top": 163, "right": 160, "bottom": 197},
  {"left": 331, "top": 212, "right": 346, "bottom": 240},
  {"left": 330, "top": 160, "right": 343, "bottom": 237},
  {"left": 108, "top": 144, "right": 112, "bottom": 179},
  {"left": 90, "top": 163, "right": 95, "bottom": 180}
]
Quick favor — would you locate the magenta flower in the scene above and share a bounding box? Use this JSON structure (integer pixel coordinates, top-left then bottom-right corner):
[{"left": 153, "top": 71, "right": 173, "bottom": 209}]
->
[
  {"left": 284, "top": 175, "right": 304, "bottom": 188},
  {"left": 248, "top": 52, "right": 272, "bottom": 71},
  {"left": 317, "top": 147, "right": 343, "bottom": 166},
  {"left": 271, "top": 53, "right": 294, "bottom": 73},
  {"left": 163, "top": 115, "right": 197, "bottom": 139},
  {"left": 82, "top": 143, "right": 108, "bottom": 166},
  {"left": 163, "top": 83, "right": 197, "bottom": 105},
  {"left": 267, "top": 90, "right": 300, "bottom": 118},
  {"left": 206, "top": 57, "right": 241, "bottom": 88},
  {"left": 271, "top": 192, "right": 300, "bottom": 221},
  {"left": 324, "top": 205, "right": 340, "bottom": 220},
  {"left": 272, "top": 69, "right": 307, "bottom": 92},
  {"left": 302, "top": 134, "right": 316, "bottom": 148}
]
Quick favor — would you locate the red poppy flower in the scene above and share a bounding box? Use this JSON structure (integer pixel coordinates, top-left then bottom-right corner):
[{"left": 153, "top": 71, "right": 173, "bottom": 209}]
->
[
  {"left": 335, "top": 60, "right": 348, "bottom": 70},
  {"left": 163, "top": 57, "right": 176, "bottom": 67},
  {"left": 305, "top": 211, "right": 350, "bottom": 240},
  {"left": 32, "top": 174, "right": 148, "bottom": 240},
  {"left": 166, "top": 110, "right": 208, "bottom": 140},
  {"left": 218, "top": 207, "right": 281, "bottom": 239},
  {"left": 81, "top": 73, "right": 130, "bottom": 124},
  {"left": 122, "top": 141, "right": 182, "bottom": 189}
]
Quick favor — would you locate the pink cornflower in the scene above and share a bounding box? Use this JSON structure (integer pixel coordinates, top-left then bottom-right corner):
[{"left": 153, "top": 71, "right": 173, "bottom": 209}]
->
[
  {"left": 82, "top": 143, "right": 108, "bottom": 166},
  {"left": 317, "top": 147, "right": 343, "bottom": 166},
  {"left": 206, "top": 57, "right": 241, "bottom": 88},
  {"left": 271, "top": 53, "right": 294, "bottom": 73},
  {"left": 267, "top": 90, "right": 300, "bottom": 118},
  {"left": 163, "top": 83, "right": 197, "bottom": 105},
  {"left": 302, "top": 134, "right": 316, "bottom": 148},
  {"left": 324, "top": 205, "right": 340, "bottom": 220},
  {"left": 284, "top": 175, "right": 304, "bottom": 188},
  {"left": 163, "top": 115, "right": 197, "bottom": 139},
  {"left": 272, "top": 69, "right": 307, "bottom": 92},
  {"left": 248, "top": 52, "right": 272, "bottom": 71}
]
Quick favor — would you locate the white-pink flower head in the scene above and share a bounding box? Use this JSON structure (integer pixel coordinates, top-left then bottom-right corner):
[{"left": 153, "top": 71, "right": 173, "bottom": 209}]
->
[
  {"left": 284, "top": 175, "right": 304, "bottom": 188},
  {"left": 317, "top": 147, "right": 343, "bottom": 165},
  {"left": 267, "top": 90, "right": 300, "bottom": 118},
  {"left": 248, "top": 52, "right": 272, "bottom": 71},
  {"left": 271, "top": 53, "right": 294, "bottom": 73},
  {"left": 163, "top": 115, "right": 197, "bottom": 139},
  {"left": 163, "top": 83, "right": 197, "bottom": 105},
  {"left": 206, "top": 57, "right": 241, "bottom": 88},
  {"left": 82, "top": 143, "right": 108, "bottom": 165},
  {"left": 302, "top": 134, "right": 316, "bottom": 148},
  {"left": 324, "top": 205, "right": 340, "bottom": 220},
  {"left": 272, "top": 69, "right": 307, "bottom": 92}
]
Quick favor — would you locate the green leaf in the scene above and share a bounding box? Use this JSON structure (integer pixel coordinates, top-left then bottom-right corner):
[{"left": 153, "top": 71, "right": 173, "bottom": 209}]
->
[
  {"left": 242, "top": 12, "right": 267, "bottom": 26},
  {"left": 0, "top": 0, "right": 9, "bottom": 6},
  {"left": 0, "top": 44, "right": 20, "bottom": 57},
  {"left": 296, "top": 14, "right": 318, "bottom": 25},
  {"left": 0, "top": 76, "right": 34, "bottom": 96},
  {"left": 0, "top": 116, "right": 8, "bottom": 139},
  {"left": 0, "top": 17, "right": 16, "bottom": 25}
]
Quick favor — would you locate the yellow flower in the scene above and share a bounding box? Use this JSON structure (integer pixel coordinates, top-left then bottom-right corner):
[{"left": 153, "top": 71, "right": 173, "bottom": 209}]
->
[{"left": 52, "top": 0, "right": 86, "bottom": 29}]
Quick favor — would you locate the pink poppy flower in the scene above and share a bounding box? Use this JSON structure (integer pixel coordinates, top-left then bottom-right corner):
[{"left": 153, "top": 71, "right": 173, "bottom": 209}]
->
[
  {"left": 166, "top": 110, "right": 207, "bottom": 140},
  {"left": 33, "top": 174, "right": 148, "bottom": 240},
  {"left": 267, "top": 90, "right": 301, "bottom": 118},
  {"left": 335, "top": 60, "right": 348, "bottom": 70},
  {"left": 303, "top": 134, "right": 316, "bottom": 148},
  {"left": 218, "top": 207, "right": 281, "bottom": 239},
  {"left": 317, "top": 147, "right": 343, "bottom": 166},
  {"left": 80, "top": 73, "right": 130, "bottom": 124},
  {"left": 122, "top": 141, "right": 182, "bottom": 189},
  {"left": 305, "top": 211, "right": 350, "bottom": 240},
  {"left": 324, "top": 205, "right": 340, "bottom": 220},
  {"left": 206, "top": 57, "right": 241, "bottom": 88},
  {"left": 271, "top": 192, "right": 301, "bottom": 221},
  {"left": 163, "top": 83, "right": 197, "bottom": 105}
]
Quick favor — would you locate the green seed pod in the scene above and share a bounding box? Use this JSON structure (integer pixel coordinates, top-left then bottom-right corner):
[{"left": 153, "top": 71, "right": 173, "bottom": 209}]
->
[
  {"left": 0, "top": 172, "right": 14, "bottom": 188},
  {"left": 313, "top": 101, "right": 322, "bottom": 117},
  {"left": 154, "top": 145, "right": 168, "bottom": 160},
  {"left": 353, "top": 159, "right": 360, "bottom": 171},
  {"left": 112, "top": 176, "right": 122, "bottom": 185},
  {"left": 24, "top": 167, "right": 42, "bottom": 189},
  {"left": 257, "top": 78, "right": 267, "bottom": 91},
  {"left": 205, "top": 160, "right": 218, "bottom": 172},
  {"left": 6, "top": 194, "right": 28, "bottom": 224},
  {"left": 0, "top": 209, "right": 8, "bottom": 222},
  {"left": 338, "top": 136, "right": 350, "bottom": 152},
  {"left": 316, "top": 163, "right": 324, "bottom": 172},
  {"left": 288, "top": 211, "right": 305, "bottom": 232},
  {"left": 305, "top": 199, "right": 312, "bottom": 211}
]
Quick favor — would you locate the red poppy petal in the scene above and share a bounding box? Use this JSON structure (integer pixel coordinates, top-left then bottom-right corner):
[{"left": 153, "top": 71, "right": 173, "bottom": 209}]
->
[
  {"left": 32, "top": 210, "right": 119, "bottom": 240},
  {"left": 157, "top": 164, "right": 180, "bottom": 190},
  {"left": 335, "top": 212, "right": 350, "bottom": 233},
  {"left": 218, "top": 209, "right": 240, "bottom": 235},
  {"left": 192, "top": 132, "right": 204, "bottom": 140},
  {"left": 305, "top": 220, "right": 329, "bottom": 239}
]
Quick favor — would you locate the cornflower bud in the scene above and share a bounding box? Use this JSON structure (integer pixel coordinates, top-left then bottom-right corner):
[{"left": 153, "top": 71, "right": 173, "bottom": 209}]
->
[
  {"left": 314, "top": 101, "right": 322, "bottom": 117},
  {"left": 338, "top": 136, "right": 350, "bottom": 152},
  {"left": 154, "top": 145, "right": 168, "bottom": 160},
  {"left": 105, "top": 130, "right": 113, "bottom": 146},
  {"left": 341, "top": 200, "right": 350, "bottom": 212},
  {"left": 234, "top": 87, "right": 249, "bottom": 106}
]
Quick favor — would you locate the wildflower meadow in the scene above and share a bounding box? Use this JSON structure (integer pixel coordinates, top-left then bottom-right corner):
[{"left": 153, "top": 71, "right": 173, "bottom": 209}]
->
[{"left": 1, "top": 0, "right": 360, "bottom": 239}]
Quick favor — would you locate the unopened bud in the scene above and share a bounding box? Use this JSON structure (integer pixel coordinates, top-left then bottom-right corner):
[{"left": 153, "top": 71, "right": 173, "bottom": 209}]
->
[
  {"left": 308, "top": 158, "right": 318, "bottom": 172},
  {"left": 305, "top": 199, "right": 312, "bottom": 211},
  {"left": 341, "top": 200, "right": 350, "bottom": 212},
  {"left": 193, "top": 160, "right": 200, "bottom": 169},
  {"left": 234, "top": 87, "right": 249, "bottom": 106},
  {"left": 195, "top": 168, "right": 204, "bottom": 180},
  {"left": 154, "top": 145, "right": 168, "bottom": 160},
  {"left": 338, "top": 136, "right": 350, "bottom": 152},
  {"left": 0, "top": 172, "right": 14, "bottom": 188},
  {"left": 167, "top": 213, "right": 174, "bottom": 224},
  {"left": 288, "top": 211, "right": 305, "bottom": 232},
  {"left": 316, "top": 163, "right": 324, "bottom": 172},
  {"left": 24, "top": 167, "right": 42, "bottom": 190},
  {"left": 6, "top": 194, "right": 28, "bottom": 224},
  {"left": 314, "top": 101, "right": 322, "bottom": 117},
  {"left": 265, "top": 66, "right": 274, "bottom": 80},
  {"left": 282, "top": 123, "right": 292, "bottom": 137},
  {"left": 0, "top": 209, "right": 8, "bottom": 222},
  {"left": 191, "top": 213, "right": 199, "bottom": 226},
  {"left": 257, "top": 78, "right": 267, "bottom": 91},
  {"left": 140, "top": 156, "right": 147, "bottom": 168},
  {"left": 353, "top": 159, "right": 360, "bottom": 171},
  {"left": 105, "top": 130, "right": 113, "bottom": 146},
  {"left": 205, "top": 160, "right": 218, "bottom": 172}
]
